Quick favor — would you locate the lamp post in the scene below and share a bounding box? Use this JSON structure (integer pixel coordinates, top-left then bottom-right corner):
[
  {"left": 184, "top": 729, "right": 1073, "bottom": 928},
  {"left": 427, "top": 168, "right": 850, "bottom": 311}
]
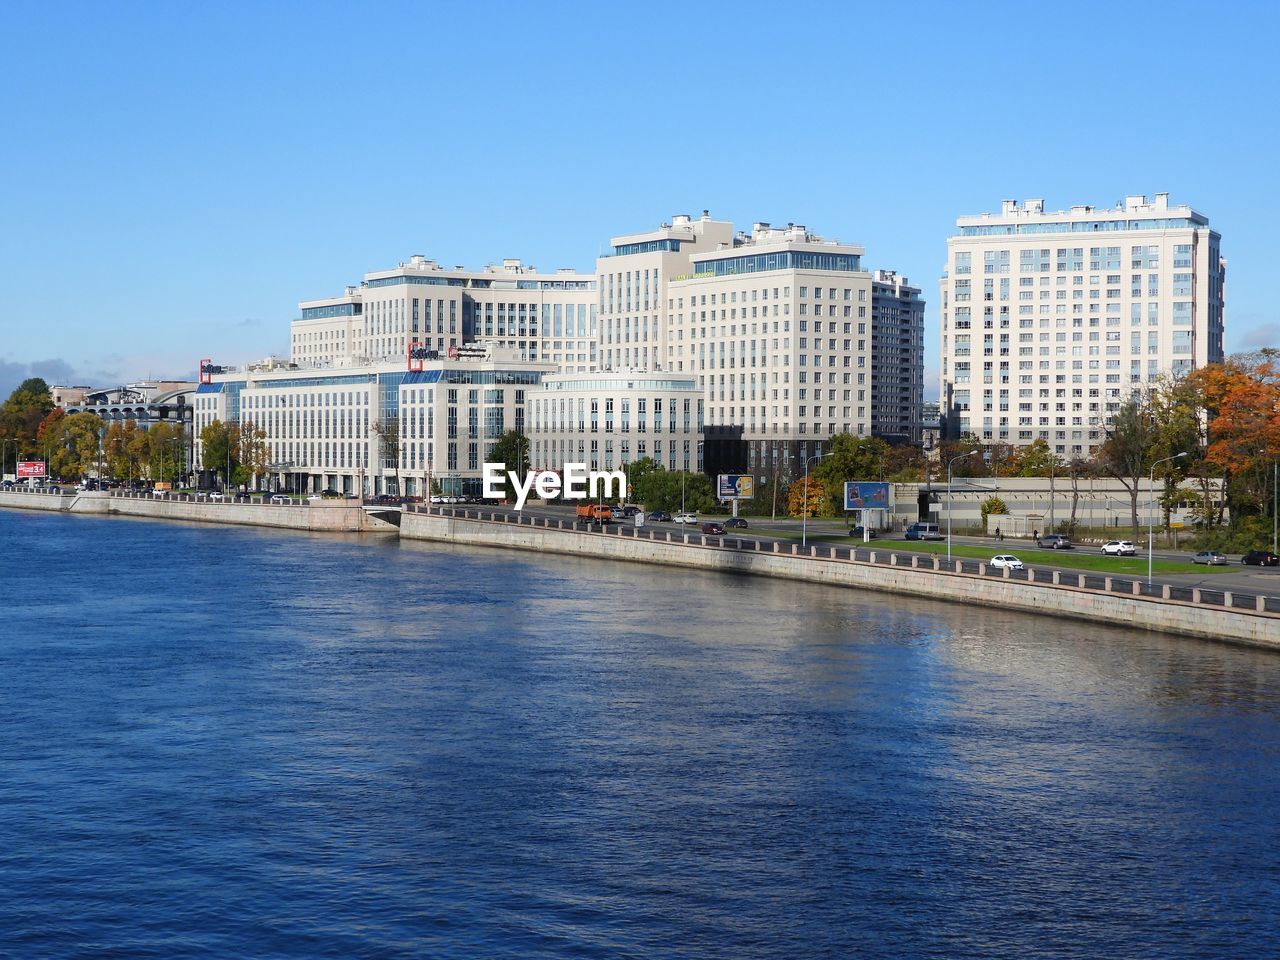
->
[
  {"left": 947, "top": 450, "right": 977, "bottom": 562},
  {"left": 1273, "top": 457, "right": 1278, "bottom": 554},
  {"left": 1148, "top": 452, "right": 1188, "bottom": 585},
  {"left": 802, "top": 451, "right": 834, "bottom": 548}
]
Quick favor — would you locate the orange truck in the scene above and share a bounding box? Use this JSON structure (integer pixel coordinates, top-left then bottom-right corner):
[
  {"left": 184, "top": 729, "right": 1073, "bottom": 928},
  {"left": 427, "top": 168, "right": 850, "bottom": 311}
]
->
[{"left": 575, "top": 503, "right": 612, "bottom": 523}]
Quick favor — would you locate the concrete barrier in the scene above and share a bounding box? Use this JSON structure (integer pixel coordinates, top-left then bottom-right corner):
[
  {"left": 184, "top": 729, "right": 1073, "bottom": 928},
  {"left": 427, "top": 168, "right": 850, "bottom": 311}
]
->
[{"left": 399, "top": 510, "right": 1279, "bottom": 650}]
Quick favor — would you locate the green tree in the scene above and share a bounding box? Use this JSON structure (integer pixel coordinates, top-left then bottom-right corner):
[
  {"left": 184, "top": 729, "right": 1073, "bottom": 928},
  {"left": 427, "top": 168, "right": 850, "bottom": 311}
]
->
[
  {"left": 632, "top": 469, "right": 716, "bottom": 513},
  {"left": 200, "top": 420, "right": 238, "bottom": 489},
  {"left": 484, "top": 430, "right": 530, "bottom": 501},
  {"left": 1, "top": 377, "right": 55, "bottom": 460},
  {"left": 372, "top": 416, "right": 401, "bottom": 494},
  {"left": 810, "top": 434, "right": 890, "bottom": 516},
  {"left": 980, "top": 495, "right": 1009, "bottom": 531},
  {"left": 1013, "top": 438, "right": 1059, "bottom": 478}
]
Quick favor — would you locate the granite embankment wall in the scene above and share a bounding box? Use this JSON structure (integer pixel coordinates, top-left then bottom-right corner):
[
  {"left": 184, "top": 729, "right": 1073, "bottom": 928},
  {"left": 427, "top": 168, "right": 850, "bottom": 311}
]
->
[
  {"left": 400, "top": 509, "right": 1280, "bottom": 650},
  {"left": 0, "top": 490, "right": 396, "bottom": 533}
]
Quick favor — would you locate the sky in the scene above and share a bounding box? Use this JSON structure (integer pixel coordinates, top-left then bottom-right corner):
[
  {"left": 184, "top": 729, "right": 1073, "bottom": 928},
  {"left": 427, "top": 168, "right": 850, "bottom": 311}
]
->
[{"left": 2, "top": 0, "right": 1278, "bottom": 402}]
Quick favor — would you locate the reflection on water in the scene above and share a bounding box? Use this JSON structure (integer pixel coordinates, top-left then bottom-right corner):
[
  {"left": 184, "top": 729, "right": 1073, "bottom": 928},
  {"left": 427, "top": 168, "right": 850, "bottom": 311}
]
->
[{"left": 1, "top": 510, "right": 1277, "bottom": 959}]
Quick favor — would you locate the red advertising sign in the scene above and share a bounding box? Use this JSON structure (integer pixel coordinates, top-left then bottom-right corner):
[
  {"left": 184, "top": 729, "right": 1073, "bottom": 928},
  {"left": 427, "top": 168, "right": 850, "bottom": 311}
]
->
[{"left": 17, "top": 461, "right": 47, "bottom": 478}]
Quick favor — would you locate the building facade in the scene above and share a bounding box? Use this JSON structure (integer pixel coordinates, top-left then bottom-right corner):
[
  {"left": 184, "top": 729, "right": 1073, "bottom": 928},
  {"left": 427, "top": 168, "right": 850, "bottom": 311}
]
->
[
  {"left": 528, "top": 372, "right": 703, "bottom": 475},
  {"left": 195, "top": 348, "right": 555, "bottom": 496},
  {"left": 940, "top": 194, "right": 1226, "bottom": 458},
  {"left": 666, "top": 223, "right": 877, "bottom": 480},
  {"left": 293, "top": 257, "right": 597, "bottom": 374},
  {"left": 870, "top": 270, "right": 925, "bottom": 443},
  {"left": 595, "top": 212, "right": 734, "bottom": 372}
]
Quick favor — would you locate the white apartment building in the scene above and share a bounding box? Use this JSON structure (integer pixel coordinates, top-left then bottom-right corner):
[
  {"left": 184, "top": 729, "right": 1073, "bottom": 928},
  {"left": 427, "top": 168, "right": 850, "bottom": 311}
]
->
[
  {"left": 940, "top": 194, "right": 1225, "bottom": 458},
  {"left": 870, "top": 270, "right": 925, "bottom": 443},
  {"left": 292, "top": 257, "right": 597, "bottom": 374},
  {"left": 666, "top": 222, "right": 876, "bottom": 480},
  {"left": 194, "top": 347, "right": 556, "bottom": 496},
  {"left": 595, "top": 212, "right": 734, "bottom": 371},
  {"left": 528, "top": 372, "right": 704, "bottom": 476}
]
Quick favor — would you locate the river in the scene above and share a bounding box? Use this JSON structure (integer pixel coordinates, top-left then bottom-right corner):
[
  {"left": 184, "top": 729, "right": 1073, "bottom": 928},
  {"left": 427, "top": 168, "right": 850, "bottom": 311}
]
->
[{"left": 1, "top": 510, "right": 1277, "bottom": 958}]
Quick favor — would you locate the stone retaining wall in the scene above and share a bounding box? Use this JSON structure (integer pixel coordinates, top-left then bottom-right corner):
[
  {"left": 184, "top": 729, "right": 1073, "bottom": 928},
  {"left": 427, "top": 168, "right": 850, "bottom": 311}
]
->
[{"left": 400, "top": 510, "right": 1279, "bottom": 650}]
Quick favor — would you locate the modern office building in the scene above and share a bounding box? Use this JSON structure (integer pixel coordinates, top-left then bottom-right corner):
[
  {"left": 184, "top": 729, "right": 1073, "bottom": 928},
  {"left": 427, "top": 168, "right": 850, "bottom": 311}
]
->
[
  {"left": 194, "top": 346, "right": 556, "bottom": 496},
  {"left": 292, "top": 257, "right": 597, "bottom": 374},
  {"left": 939, "top": 194, "right": 1226, "bottom": 457},
  {"left": 666, "top": 222, "right": 877, "bottom": 480},
  {"left": 595, "top": 212, "right": 734, "bottom": 371},
  {"left": 528, "top": 371, "right": 703, "bottom": 475}
]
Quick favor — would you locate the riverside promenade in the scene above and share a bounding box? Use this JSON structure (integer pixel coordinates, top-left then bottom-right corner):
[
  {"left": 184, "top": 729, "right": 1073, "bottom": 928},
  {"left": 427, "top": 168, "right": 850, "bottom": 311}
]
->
[{"left": 2, "top": 489, "right": 1276, "bottom": 649}]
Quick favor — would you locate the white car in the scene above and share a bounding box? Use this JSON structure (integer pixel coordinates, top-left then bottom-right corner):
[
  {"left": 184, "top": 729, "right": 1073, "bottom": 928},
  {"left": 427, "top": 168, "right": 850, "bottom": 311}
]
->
[
  {"left": 1101, "top": 540, "right": 1135, "bottom": 556},
  {"left": 990, "top": 554, "right": 1024, "bottom": 570},
  {"left": 673, "top": 513, "right": 698, "bottom": 524},
  {"left": 269, "top": 494, "right": 291, "bottom": 504}
]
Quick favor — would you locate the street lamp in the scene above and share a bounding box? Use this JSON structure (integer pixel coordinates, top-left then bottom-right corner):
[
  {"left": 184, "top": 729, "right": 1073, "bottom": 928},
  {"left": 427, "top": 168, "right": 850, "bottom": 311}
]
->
[
  {"left": 1148, "top": 452, "right": 1188, "bottom": 585},
  {"left": 947, "top": 450, "right": 978, "bottom": 561},
  {"left": 802, "top": 451, "right": 834, "bottom": 548}
]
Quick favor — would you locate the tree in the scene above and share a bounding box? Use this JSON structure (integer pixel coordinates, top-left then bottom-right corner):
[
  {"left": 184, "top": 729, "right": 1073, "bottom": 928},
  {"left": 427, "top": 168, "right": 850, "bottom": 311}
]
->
[
  {"left": 200, "top": 420, "right": 238, "bottom": 489},
  {"left": 938, "top": 436, "right": 985, "bottom": 478},
  {"left": 1013, "top": 438, "right": 1059, "bottom": 478},
  {"left": 1096, "top": 396, "right": 1161, "bottom": 537},
  {"left": 145, "top": 422, "right": 188, "bottom": 484},
  {"left": 43, "top": 412, "right": 105, "bottom": 479},
  {"left": 0, "top": 378, "right": 55, "bottom": 459},
  {"left": 810, "top": 434, "right": 890, "bottom": 515},
  {"left": 484, "top": 430, "right": 530, "bottom": 501},
  {"left": 104, "top": 420, "right": 145, "bottom": 484},
  {"left": 372, "top": 417, "right": 401, "bottom": 494},
  {"left": 237, "top": 421, "right": 270, "bottom": 489},
  {"left": 632, "top": 469, "right": 716, "bottom": 513},
  {"left": 786, "top": 475, "right": 828, "bottom": 518},
  {"left": 980, "top": 496, "right": 1009, "bottom": 531}
]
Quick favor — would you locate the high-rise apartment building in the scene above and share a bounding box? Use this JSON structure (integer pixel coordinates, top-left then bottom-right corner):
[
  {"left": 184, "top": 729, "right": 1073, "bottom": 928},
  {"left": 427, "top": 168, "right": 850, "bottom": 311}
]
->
[
  {"left": 595, "top": 213, "right": 734, "bottom": 372},
  {"left": 292, "top": 257, "right": 597, "bottom": 373},
  {"left": 940, "top": 194, "right": 1225, "bottom": 458},
  {"left": 870, "top": 270, "right": 925, "bottom": 443}
]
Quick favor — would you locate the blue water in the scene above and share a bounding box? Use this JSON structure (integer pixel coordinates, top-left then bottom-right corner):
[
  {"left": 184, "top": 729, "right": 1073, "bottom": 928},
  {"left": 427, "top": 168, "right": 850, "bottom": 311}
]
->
[{"left": 1, "top": 510, "right": 1278, "bottom": 958}]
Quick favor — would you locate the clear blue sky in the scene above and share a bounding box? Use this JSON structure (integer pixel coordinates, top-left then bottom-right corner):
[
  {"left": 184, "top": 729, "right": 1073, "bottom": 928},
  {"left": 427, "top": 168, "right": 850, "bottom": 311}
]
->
[{"left": 2, "top": 0, "right": 1277, "bottom": 401}]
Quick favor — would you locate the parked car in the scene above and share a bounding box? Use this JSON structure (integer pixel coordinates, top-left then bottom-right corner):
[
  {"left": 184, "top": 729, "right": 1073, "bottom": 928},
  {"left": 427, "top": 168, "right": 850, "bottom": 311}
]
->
[
  {"left": 673, "top": 513, "right": 698, "bottom": 524},
  {"left": 724, "top": 517, "right": 748, "bottom": 529},
  {"left": 1193, "top": 550, "right": 1229, "bottom": 565},
  {"left": 1101, "top": 540, "right": 1136, "bottom": 556},
  {"left": 1242, "top": 550, "right": 1280, "bottom": 567},
  {"left": 614, "top": 505, "right": 640, "bottom": 518},
  {"left": 849, "top": 525, "right": 878, "bottom": 539},
  {"left": 269, "top": 494, "right": 292, "bottom": 504},
  {"left": 319, "top": 489, "right": 343, "bottom": 499},
  {"left": 990, "top": 555, "right": 1025, "bottom": 570},
  {"left": 647, "top": 510, "right": 672, "bottom": 522},
  {"left": 700, "top": 521, "right": 726, "bottom": 535},
  {"left": 904, "top": 522, "right": 943, "bottom": 541},
  {"left": 1, "top": 479, "right": 14, "bottom": 490},
  {"left": 1040, "top": 534, "right": 1074, "bottom": 549},
  {"left": 371, "top": 494, "right": 401, "bottom": 506}
]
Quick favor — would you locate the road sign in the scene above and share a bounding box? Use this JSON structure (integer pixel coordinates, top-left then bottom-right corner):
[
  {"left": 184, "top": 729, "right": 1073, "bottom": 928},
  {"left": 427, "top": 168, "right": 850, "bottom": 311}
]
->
[
  {"left": 844, "top": 481, "right": 889, "bottom": 512},
  {"left": 717, "top": 474, "right": 755, "bottom": 500}
]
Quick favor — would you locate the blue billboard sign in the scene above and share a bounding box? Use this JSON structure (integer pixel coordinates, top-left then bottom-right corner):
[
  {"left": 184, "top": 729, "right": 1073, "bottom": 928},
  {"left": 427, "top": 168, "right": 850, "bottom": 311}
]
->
[{"left": 844, "top": 481, "right": 890, "bottom": 512}]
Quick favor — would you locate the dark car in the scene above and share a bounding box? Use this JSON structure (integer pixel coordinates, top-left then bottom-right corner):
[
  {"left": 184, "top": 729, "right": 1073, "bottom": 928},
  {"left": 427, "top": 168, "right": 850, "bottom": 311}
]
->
[
  {"left": 700, "top": 521, "right": 726, "bottom": 536},
  {"left": 1243, "top": 550, "right": 1280, "bottom": 567},
  {"left": 1040, "top": 534, "right": 1074, "bottom": 549},
  {"left": 848, "top": 525, "right": 878, "bottom": 539},
  {"left": 724, "top": 517, "right": 748, "bottom": 528},
  {"left": 647, "top": 510, "right": 672, "bottom": 522},
  {"left": 319, "top": 489, "right": 343, "bottom": 499},
  {"left": 371, "top": 494, "right": 401, "bottom": 505},
  {"left": 614, "top": 505, "right": 640, "bottom": 518}
]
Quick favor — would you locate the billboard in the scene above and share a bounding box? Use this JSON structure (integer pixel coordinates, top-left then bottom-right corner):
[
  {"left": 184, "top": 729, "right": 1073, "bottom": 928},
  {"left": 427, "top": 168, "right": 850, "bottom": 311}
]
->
[
  {"left": 17, "top": 461, "right": 47, "bottom": 479},
  {"left": 717, "top": 474, "right": 755, "bottom": 500},
  {"left": 844, "top": 481, "right": 889, "bottom": 512}
]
